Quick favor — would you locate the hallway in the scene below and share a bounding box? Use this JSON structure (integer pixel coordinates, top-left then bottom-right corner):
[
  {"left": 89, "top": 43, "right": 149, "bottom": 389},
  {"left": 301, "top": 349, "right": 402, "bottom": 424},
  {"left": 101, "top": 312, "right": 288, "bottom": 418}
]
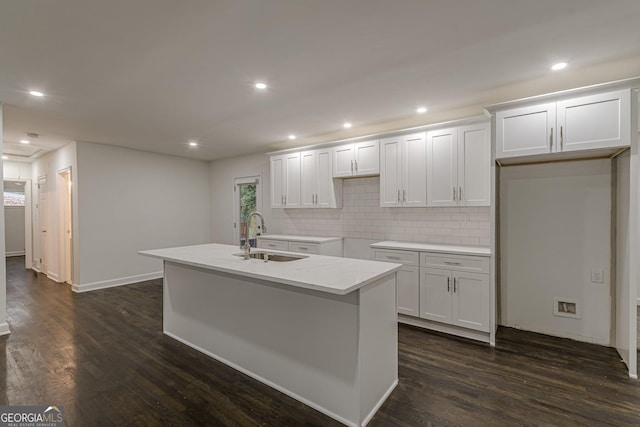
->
[{"left": 1, "top": 256, "right": 639, "bottom": 426}]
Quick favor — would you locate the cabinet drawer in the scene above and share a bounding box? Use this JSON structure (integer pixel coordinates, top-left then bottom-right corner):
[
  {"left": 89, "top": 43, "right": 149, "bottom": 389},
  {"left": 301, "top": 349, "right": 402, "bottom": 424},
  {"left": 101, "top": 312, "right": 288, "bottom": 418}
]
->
[
  {"left": 288, "top": 242, "right": 320, "bottom": 254},
  {"left": 258, "top": 239, "right": 289, "bottom": 251},
  {"left": 420, "top": 253, "right": 489, "bottom": 273},
  {"left": 374, "top": 249, "right": 419, "bottom": 266}
]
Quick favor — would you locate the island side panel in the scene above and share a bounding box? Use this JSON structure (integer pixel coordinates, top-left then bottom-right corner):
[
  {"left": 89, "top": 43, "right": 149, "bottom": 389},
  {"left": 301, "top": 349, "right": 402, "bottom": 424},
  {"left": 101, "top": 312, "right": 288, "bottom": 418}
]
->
[
  {"left": 163, "top": 261, "right": 362, "bottom": 425},
  {"left": 357, "top": 273, "right": 398, "bottom": 425}
]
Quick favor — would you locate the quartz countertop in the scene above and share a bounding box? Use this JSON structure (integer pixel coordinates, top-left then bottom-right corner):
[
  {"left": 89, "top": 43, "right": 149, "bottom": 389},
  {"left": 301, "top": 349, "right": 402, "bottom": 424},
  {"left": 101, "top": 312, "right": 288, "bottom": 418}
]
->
[
  {"left": 258, "top": 234, "right": 343, "bottom": 243},
  {"left": 370, "top": 241, "right": 491, "bottom": 256},
  {"left": 139, "top": 243, "right": 400, "bottom": 295}
]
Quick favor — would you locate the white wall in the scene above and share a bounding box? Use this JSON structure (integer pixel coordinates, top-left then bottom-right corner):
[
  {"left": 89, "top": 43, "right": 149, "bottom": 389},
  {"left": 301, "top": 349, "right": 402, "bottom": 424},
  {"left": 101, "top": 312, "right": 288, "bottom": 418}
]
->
[
  {"left": 31, "top": 142, "right": 78, "bottom": 282},
  {"left": 500, "top": 159, "right": 612, "bottom": 345},
  {"left": 4, "top": 206, "right": 25, "bottom": 256},
  {"left": 0, "top": 105, "right": 7, "bottom": 335},
  {"left": 75, "top": 141, "right": 211, "bottom": 292},
  {"left": 210, "top": 153, "right": 490, "bottom": 260}
]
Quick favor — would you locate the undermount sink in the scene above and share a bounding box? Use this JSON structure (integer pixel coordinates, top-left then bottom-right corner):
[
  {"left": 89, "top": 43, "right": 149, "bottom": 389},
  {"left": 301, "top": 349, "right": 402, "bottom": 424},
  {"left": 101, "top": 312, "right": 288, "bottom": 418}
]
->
[{"left": 234, "top": 251, "right": 307, "bottom": 262}]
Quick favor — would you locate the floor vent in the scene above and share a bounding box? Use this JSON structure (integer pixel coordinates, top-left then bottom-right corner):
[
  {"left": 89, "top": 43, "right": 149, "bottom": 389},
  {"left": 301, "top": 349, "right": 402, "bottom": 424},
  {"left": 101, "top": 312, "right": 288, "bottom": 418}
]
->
[{"left": 554, "top": 298, "right": 581, "bottom": 319}]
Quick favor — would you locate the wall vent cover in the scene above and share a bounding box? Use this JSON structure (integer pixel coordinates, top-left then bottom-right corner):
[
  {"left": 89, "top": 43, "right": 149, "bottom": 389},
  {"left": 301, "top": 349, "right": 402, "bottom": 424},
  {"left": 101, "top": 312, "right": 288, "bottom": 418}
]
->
[{"left": 554, "top": 298, "right": 581, "bottom": 319}]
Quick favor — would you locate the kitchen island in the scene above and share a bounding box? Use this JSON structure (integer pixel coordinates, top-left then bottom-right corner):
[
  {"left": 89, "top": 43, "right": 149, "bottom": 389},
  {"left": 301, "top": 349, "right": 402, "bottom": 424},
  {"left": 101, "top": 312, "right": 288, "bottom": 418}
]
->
[{"left": 139, "top": 243, "right": 401, "bottom": 427}]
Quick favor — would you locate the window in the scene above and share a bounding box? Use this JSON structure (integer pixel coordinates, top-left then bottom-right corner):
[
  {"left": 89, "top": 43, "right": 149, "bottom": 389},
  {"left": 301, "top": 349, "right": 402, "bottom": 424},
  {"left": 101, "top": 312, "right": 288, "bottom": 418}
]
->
[
  {"left": 4, "top": 191, "right": 25, "bottom": 206},
  {"left": 234, "top": 175, "right": 262, "bottom": 247}
]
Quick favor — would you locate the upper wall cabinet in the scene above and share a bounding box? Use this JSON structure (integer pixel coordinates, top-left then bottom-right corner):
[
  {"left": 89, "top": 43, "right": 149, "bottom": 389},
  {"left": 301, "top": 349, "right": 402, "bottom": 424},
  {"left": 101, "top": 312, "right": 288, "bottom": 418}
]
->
[
  {"left": 495, "top": 89, "right": 631, "bottom": 159},
  {"left": 300, "top": 148, "right": 342, "bottom": 208},
  {"left": 427, "top": 122, "right": 491, "bottom": 207},
  {"left": 380, "top": 132, "right": 427, "bottom": 207},
  {"left": 270, "top": 152, "right": 301, "bottom": 208},
  {"left": 333, "top": 140, "right": 380, "bottom": 178}
]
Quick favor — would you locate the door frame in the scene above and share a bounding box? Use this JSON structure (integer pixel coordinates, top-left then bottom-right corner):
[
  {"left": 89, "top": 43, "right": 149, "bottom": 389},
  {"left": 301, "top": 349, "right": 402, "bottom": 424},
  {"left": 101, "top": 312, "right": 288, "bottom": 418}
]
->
[
  {"left": 57, "top": 167, "right": 73, "bottom": 285},
  {"left": 232, "top": 174, "right": 262, "bottom": 246}
]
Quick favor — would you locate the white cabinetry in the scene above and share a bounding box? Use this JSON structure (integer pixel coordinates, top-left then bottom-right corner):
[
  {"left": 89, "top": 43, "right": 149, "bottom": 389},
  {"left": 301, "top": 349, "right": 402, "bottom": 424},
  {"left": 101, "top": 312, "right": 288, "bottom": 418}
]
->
[
  {"left": 374, "top": 249, "right": 420, "bottom": 316},
  {"left": 270, "top": 152, "right": 301, "bottom": 208},
  {"left": 495, "top": 89, "right": 631, "bottom": 159},
  {"left": 333, "top": 140, "right": 379, "bottom": 178},
  {"left": 426, "top": 122, "right": 490, "bottom": 207},
  {"left": 380, "top": 132, "right": 427, "bottom": 207},
  {"left": 301, "top": 149, "right": 342, "bottom": 208}
]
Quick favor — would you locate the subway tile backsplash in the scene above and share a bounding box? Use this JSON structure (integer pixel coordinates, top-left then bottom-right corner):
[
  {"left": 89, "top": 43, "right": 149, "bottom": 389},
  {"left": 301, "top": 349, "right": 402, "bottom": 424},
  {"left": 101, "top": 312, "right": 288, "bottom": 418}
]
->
[{"left": 272, "top": 177, "right": 490, "bottom": 246}]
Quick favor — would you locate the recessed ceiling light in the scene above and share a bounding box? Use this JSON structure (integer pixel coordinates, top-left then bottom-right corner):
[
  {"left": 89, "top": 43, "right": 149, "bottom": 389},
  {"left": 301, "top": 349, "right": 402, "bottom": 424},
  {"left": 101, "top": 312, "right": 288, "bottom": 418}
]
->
[
  {"left": 416, "top": 106, "right": 427, "bottom": 114},
  {"left": 1, "top": 156, "right": 8, "bottom": 160},
  {"left": 343, "top": 122, "right": 352, "bottom": 129},
  {"left": 255, "top": 82, "right": 267, "bottom": 90},
  {"left": 20, "top": 139, "right": 30, "bottom": 144},
  {"left": 551, "top": 62, "right": 568, "bottom": 71},
  {"left": 29, "top": 90, "right": 44, "bottom": 97},
  {"left": 288, "top": 134, "right": 296, "bottom": 140},
  {"left": 188, "top": 141, "right": 198, "bottom": 147}
]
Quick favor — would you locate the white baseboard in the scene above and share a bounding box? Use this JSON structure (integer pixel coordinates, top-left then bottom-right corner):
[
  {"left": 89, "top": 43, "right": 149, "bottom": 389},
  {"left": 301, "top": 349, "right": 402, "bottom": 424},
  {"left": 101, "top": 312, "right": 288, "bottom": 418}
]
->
[
  {"left": 72, "top": 271, "right": 163, "bottom": 293},
  {"left": 47, "top": 272, "right": 60, "bottom": 283},
  {"left": 0, "top": 322, "right": 10, "bottom": 336},
  {"left": 399, "top": 314, "right": 491, "bottom": 344},
  {"left": 6, "top": 251, "right": 25, "bottom": 257}
]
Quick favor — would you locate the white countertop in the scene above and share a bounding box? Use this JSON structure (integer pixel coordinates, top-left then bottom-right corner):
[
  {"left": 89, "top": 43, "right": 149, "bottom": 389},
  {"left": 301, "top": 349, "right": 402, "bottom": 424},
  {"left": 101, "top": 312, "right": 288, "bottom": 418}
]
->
[
  {"left": 139, "top": 243, "right": 400, "bottom": 295},
  {"left": 258, "top": 234, "right": 343, "bottom": 243},
  {"left": 371, "top": 241, "right": 491, "bottom": 256}
]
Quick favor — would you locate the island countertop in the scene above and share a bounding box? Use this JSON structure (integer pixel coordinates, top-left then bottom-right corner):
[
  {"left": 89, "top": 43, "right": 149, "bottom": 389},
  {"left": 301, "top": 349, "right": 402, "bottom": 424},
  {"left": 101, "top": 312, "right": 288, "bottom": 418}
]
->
[{"left": 139, "top": 243, "right": 401, "bottom": 295}]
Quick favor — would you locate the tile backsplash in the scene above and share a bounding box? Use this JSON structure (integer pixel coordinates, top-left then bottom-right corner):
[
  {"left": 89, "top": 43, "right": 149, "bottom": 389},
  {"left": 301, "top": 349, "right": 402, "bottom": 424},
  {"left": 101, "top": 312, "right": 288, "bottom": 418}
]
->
[{"left": 272, "top": 177, "right": 490, "bottom": 246}]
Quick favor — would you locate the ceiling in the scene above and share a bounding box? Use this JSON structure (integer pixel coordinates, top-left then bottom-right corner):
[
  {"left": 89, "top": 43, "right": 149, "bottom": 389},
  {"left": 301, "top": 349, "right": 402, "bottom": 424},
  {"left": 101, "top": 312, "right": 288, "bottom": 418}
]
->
[{"left": 1, "top": 0, "right": 639, "bottom": 162}]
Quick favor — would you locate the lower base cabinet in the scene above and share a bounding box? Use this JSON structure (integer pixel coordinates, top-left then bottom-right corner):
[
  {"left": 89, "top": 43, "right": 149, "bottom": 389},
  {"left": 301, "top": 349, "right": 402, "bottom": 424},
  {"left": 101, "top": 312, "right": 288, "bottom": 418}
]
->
[{"left": 397, "top": 265, "right": 419, "bottom": 316}]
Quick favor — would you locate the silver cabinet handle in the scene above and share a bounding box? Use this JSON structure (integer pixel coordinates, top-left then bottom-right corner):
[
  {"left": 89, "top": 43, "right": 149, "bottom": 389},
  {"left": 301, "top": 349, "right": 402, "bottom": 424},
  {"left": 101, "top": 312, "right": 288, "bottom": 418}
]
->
[
  {"left": 397, "top": 190, "right": 401, "bottom": 202},
  {"left": 403, "top": 189, "right": 406, "bottom": 202},
  {"left": 550, "top": 127, "right": 554, "bottom": 150},
  {"left": 444, "top": 261, "right": 462, "bottom": 265},
  {"left": 458, "top": 186, "right": 462, "bottom": 201},
  {"left": 447, "top": 276, "right": 450, "bottom": 292},
  {"left": 453, "top": 277, "right": 457, "bottom": 293},
  {"left": 453, "top": 187, "right": 456, "bottom": 201},
  {"left": 297, "top": 246, "right": 308, "bottom": 251},
  {"left": 354, "top": 160, "right": 358, "bottom": 174},
  {"left": 560, "top": 126, "right": 564, "bottom": 150},
  {"left": 351, "top": 160, "right": 354, "bottom": 174},
  {"left": 387, "top": 256, "right": 401, "bottom": 260},
  {"left": 281, "top": 195, "right": 284, "bottom": 205},
  {"left": 268, "top": 243, "right": 276, "bottom": 247},
  {"left": 284, "top": 195, "right": 287, "bottom": 205}
]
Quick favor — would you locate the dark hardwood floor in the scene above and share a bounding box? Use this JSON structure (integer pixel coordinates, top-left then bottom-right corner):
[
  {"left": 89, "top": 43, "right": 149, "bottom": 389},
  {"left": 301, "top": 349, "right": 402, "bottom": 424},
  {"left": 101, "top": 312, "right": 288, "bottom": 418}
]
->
[{"left": 2, "top": 256, "right": 639, "bottom": 426}]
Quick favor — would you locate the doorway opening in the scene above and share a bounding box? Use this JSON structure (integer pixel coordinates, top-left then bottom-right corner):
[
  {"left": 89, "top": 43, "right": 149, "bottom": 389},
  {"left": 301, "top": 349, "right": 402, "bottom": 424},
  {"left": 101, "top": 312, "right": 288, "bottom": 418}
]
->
[
  {"left": 233, "top": 175, "right": 262, "bottom": 247},
  {"left": 36, "top": 175, "right": 47, "bottom": 274},
  {"left": 57, "top": 168, "right": 73, "bottom": 285},
  {"left": 3, "top": 180, "right": 29, "bottom": 260}
]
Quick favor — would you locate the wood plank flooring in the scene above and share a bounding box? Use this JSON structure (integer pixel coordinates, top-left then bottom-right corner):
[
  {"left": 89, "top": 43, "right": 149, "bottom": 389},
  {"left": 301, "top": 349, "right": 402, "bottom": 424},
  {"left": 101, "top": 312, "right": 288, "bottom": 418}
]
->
[{"left": 2, "top": 256, "right": 639, "bottom": 426}]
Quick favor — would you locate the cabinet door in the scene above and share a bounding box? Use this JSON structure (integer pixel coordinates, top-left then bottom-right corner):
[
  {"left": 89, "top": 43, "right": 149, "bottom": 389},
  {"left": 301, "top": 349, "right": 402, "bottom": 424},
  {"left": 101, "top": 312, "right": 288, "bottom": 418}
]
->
[
  {"left": 495, "top": 102, "right": 556, "bottom": 158},
  {"left": 458, "top": 123, "right": 490, "bottom": 206},
  {"left": 316, "top": 148, "right": 341, "bottom": 208},
  {"left": 557, "top": 89, "right": 630, "bottom": 152},
  {"left": 419, "top": 267, "right": 452, "bottom": 323},
  {"left": 354, "top": 140, "right": 379, "bottom": 176},
  {"left": 284, "top": 152, "right": 301, "bottom": 208},
  {"left": 397, "top": 265, "right": 419, "bottom": 316},
  {"left": 402, "top": 132, "right": 427, "bottom": 207},
  {"left": 426, "top": 128, "right": 458, "bottom": 207},
  {"left": 300, "top": 150, "right": 317, "bottom": 208},
  {"left": 270, "top": 155, "right": 285, "bottom": 208},
  {"left": 333, "top": 144, "right": 355, "bottom": 177},
  {"left": 379, "top": 137, "right": 402, "bottom": 207},
  {"left": 451, "top": 272, "right": 489, "bottom": 332}
]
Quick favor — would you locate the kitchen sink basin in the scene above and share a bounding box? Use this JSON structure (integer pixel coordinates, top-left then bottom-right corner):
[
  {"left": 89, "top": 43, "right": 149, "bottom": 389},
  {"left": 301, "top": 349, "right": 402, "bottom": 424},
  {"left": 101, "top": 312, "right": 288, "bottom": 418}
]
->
[{"left": 234, "top": 251, "right": 307, "bottom": 262}]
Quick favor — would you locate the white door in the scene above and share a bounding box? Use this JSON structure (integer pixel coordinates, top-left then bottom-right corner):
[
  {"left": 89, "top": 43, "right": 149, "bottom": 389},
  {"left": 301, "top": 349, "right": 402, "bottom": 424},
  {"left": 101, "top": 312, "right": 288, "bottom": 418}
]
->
[
  {"left": 402, "top": 132, "right": 427, "bottom": 207},
  {"left": 557, "top": 89, "right": 630, "bottom": 152},
  {"left": 495, "top": 102, "right": 556, "bottom": 158},
  {"left": 270, "top": 156, "right": 285, "bottom": 208},
  {"left": 37, "top": 176, "right": 48, "bottom": 274},
  {"left": 333, "top": 144, "right": 355, "bottom": 177},
  {"left": 458, "top": 123, "right": 491, "bottom": 206},
  {"left": 284, "top": 152, "right": 301, "bottom": 208},
  {"left": 379, "top": 137, "right": 401, "bottom": 207},
  {"left": 300, "top": 150, "right": 317, "bottom": 208},
  {"left": 452, "top": 272, "right": 490, "bottom": 332},
  {"left": 397, "top": 265, "right": 419, "bottom": 316},
  {"left": 419, "top": 267, "right": 452, "bottom": 323},
  {"left": 427, "top": 128, "right": 458, "bottom": 207},
  {"left": 315, "top": 148, "right": 337, "bottom": 208},
  {"left": 354, "top": 140, "right": 379, "bottom": 176}
]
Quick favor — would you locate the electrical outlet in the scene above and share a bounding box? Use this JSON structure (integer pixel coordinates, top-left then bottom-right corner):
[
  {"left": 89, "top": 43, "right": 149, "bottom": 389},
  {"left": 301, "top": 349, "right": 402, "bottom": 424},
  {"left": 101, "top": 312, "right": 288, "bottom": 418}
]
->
[{"left": 591, "top": 269, "right": 604, "bottom": 283}]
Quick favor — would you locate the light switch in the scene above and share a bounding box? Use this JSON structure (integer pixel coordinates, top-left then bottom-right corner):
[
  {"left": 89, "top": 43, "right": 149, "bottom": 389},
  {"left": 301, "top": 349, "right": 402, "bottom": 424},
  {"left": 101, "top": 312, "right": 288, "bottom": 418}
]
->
[{"left": 591, "top": 269, "right": 604, "bottom": 283}]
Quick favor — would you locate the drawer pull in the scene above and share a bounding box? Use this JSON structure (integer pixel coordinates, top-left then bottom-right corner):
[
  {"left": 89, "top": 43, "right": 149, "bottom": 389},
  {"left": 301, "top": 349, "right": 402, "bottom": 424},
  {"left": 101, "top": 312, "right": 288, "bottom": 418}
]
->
[
  {"left": 297, "top": 247, "right": 308, "bottom": 250},
  {"left": 267, "top": 244, "right": 276, "bottom": 247},
  {"left": 444, "top": 261, "right": 462, "bottom": 265},
  {"left": 387, "top": 256, "right": 401, "bottom": 260}
]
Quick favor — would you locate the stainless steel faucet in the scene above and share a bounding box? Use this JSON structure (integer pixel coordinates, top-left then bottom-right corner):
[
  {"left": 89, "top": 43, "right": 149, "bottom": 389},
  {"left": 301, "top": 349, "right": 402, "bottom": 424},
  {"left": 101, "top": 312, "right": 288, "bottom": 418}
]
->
[{"left": 242, "top": 211, "right": 267, "bottom": 259}]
